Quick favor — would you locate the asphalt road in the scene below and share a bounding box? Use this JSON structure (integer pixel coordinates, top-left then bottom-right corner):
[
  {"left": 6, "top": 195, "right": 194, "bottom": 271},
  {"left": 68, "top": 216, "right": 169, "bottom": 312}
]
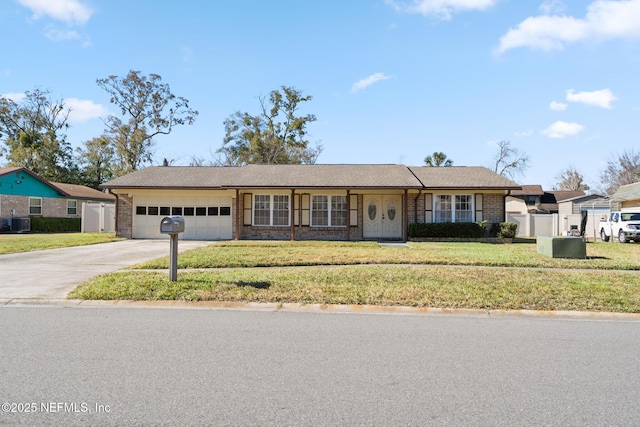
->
[
  {"left": 1, "top": 306, "right": 639, "bottom": 426},
  {"left": 0, "top": 239, "right": 212, "bottom": 299}
]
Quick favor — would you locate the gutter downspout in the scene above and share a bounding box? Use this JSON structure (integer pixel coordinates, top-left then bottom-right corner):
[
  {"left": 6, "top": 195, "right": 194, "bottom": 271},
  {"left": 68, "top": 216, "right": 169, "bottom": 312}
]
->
[
  {"left": 504, "top": 189, "right": 512, "bottom": 222},
  {"left": 413, "top": 189, "right": 422, "bottom": 225}
]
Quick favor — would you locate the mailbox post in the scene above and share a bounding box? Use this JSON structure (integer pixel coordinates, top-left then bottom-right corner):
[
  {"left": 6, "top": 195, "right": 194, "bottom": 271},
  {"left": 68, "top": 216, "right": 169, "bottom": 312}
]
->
[{"left": 160, "top": 216, "right": 185, "bottom": 281}]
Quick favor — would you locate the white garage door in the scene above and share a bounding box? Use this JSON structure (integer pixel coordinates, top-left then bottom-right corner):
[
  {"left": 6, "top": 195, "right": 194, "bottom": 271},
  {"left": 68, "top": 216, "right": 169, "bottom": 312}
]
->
[{"left": 133, "top": 195, "right": 233, "bottom": 240}]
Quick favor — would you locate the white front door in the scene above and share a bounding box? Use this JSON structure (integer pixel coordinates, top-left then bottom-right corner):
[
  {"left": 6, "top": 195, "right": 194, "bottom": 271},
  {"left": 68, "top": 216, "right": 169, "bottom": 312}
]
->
[{"left": 363, "top": 195, "right": 403, "bottom": 239}]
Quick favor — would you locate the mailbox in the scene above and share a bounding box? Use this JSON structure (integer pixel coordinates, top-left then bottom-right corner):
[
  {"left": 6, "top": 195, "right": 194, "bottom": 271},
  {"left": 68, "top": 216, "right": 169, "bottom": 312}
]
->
[{"left": 160, "top": 216, "right": 185, "bottom": 234}]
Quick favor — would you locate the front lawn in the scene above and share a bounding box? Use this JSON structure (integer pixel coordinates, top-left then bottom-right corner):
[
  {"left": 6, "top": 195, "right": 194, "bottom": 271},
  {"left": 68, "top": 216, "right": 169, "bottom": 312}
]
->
[
  {"left": 134, "top": 240, "right": 640, "bottom": 271},
  {"left": 0, "top": 233, "right": 123, "bottom": 255},
  {"left": 69, "top": 240, "right": 640, "bottom": 313}
]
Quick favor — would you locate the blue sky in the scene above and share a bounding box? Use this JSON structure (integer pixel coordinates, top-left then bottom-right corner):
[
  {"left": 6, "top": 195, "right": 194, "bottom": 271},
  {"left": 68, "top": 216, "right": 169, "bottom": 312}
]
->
[{"left": 2, "top": 0, "right": 639, "bottom": 191}]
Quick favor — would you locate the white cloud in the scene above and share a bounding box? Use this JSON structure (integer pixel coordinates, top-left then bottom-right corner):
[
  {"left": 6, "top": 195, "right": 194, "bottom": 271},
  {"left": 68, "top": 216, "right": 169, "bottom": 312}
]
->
[
  {"left": 515, "top": 129, "right": 534, "bottom": 137},
  {"left": 549, "top": 101, "right": 567, "bottom": 111},
  {"left": 351, "top": 73, "right": 391, "bottom": 93},
  {"left": 539, "top": 0, "right": 565, "bottom": 15},
  {"left": 566, "top": 88, "right": 617, "bottom": 109},
  {"left": 45, "top": 25, "right": 80, "bottom": 41},
  {"left": 386, "top": 0, "right": 498, "bottom": 20},
  {"left": 496, "top": 0, "right": 640, "bottom": 54},
  {"left": 65, "top": 98, "right": 108, "bottom": 123},
  {"left": 541, "top": 121, "right": 584, "bottom": 138},
  {"left": 1, "top": 92, "right": 26, "bottom": 102},
  {"left": 17, "top": 0, "right": 93, "bottom": 25}
]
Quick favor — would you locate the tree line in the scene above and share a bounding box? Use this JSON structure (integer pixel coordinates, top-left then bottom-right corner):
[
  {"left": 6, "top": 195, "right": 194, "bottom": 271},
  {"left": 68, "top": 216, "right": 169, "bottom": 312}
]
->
[
  {"left": 423, "top": 143, "right": 639, "bottom": 195},
  {"left": 1, "top": 71, "right": 638, "bottom": 194}
]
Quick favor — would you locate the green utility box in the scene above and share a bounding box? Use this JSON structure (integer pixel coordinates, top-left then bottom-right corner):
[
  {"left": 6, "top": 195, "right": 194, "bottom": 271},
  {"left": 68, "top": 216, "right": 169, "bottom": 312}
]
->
[{"left": 536, "top": 236, "right": 586, "bottom": 259}]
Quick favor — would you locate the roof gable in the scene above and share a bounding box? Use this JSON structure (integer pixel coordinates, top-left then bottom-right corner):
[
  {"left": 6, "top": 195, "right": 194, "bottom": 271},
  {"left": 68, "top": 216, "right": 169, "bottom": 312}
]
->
[
  {"left": 0, "top": 167, "right": 114, "bottom": 201},
  {"left": 0, "top": 167, "right": 65, "bottom": 198}
]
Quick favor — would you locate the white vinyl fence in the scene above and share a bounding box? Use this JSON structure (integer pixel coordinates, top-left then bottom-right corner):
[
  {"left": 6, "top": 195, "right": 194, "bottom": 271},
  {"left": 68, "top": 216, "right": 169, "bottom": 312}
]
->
[
  {"left": 81, "top": 202, "right": 115, "bottom": 233},
  {"left": 506, "top": 211, "right": 608, "bottom": 240}
]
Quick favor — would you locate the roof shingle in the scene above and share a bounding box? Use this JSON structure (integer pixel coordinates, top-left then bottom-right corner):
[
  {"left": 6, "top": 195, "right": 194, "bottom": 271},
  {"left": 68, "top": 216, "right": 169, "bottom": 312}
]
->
[{"left": 101, "top": 164, "right": 520, "bottom": 190}]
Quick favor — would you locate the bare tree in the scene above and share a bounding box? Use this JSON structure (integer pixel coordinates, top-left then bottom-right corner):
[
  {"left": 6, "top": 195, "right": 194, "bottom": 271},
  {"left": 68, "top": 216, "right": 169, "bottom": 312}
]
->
[
  {"left": 600, "top": 149, "right": 640, "bottom": 195},
  {"left": 491, "top": 140, "right": 529, "bottom": 180},
  {"left": 554, "top": 166, "right": 590, "bottom": 192}
]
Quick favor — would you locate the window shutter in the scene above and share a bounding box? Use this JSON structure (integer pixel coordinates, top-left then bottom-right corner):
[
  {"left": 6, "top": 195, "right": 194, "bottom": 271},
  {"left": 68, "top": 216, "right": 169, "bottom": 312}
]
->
[
  {"left": 301, "top": 194, "right": 310, "bottom": 226},
  {"left": 350, "top": 194, "right": 358, "bottom": 226},
  {"left": 243, "top": 193, "right": 252, "bottom": 226},
  {"left": 294, "top": 194, "right": 300, "bottom": 226},
  {"left": 424, "top": 193, "right": 433, "bottom": 223},
  {"left": 475, "top": 194, "right": 483, "bottom": 222}
]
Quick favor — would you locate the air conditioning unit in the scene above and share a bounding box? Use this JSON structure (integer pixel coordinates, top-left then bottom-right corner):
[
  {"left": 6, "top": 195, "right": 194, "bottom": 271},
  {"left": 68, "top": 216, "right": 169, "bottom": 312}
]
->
[{"left": 6, "top": 217, "right": 31, "bottom": 232}]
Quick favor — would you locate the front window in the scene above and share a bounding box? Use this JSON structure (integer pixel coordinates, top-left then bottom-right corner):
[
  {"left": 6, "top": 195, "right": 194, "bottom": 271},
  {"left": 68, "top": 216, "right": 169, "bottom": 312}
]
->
[
  {"left": 254, "top": 195, "right": 289, "bottom": 226},
  {"left": 434, "top": 195, "right": 451, "bottom": 223},
  {"left": 312, "top": 195, "right": 347, "bottom": 227},
  {"left": 312, "top": 196, "right": 328, "bottom": 226},
  {"left": 67, "top": 200, "right": 77, "bottom": 215},
  {"left": 331, "top": 196, "right": 347, "bottom": 226},
  {"left": 455, "top": 195, "right": 473, "bottom": 223},
  {"left": 434, "top": 194, "right": 473, "bottom": 223},
  {"left": 272, "top": 195, "right": 289, "bottom": 226},
  {"left": 29, "top": 197, "right": 42, "bottom": 216}
]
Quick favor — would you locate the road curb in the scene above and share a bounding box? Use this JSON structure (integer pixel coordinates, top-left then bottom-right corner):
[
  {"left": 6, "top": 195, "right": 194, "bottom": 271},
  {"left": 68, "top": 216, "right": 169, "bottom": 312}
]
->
[{"left": 2, "top": 298, "right": 640, "bottom": 320}]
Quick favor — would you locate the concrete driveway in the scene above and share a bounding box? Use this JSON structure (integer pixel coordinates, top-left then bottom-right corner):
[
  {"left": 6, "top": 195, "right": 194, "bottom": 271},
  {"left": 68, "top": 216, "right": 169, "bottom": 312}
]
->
[{"left": 0, "top": 239, "right": 212, "bottom": 300}]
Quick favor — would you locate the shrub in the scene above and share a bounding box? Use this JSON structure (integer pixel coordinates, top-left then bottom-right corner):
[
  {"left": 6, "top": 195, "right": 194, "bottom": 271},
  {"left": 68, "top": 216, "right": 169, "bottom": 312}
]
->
[
  {"left": 30, "top": 217, "right": 81, "bottom": 233},
  {"left": 490, "top": 222, "right": 517, "bottom": 239},
  {"left": 409, "top": 222, "right": 487, "bottom": 238}
]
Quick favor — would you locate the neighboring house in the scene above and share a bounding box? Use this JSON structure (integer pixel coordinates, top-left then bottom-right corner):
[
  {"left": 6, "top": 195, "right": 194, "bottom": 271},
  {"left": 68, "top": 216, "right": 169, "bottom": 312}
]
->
[
  {"left": 101, "top": 164, "right": 520, "bottom": 241},
  {"left": 506, "top": 185, "right": 543, "bottom": 214},
  {"left": 611, "top": 181, "right": 640, "bottom": 209},
  {"left": 506, "top": 185, "right": 584, "bottom": 214},
  {"left": 0, "top": 167, "right": 115, "bottom": 224}
]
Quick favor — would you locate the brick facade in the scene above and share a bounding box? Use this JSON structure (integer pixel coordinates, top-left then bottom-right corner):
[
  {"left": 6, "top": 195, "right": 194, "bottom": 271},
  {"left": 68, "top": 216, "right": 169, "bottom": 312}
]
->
[
  {"left": 407, "top": 192, "right": 505, "bottom": 225},
  {"left": 115, "top": 194, "right": 134, "bottom": 239},
  {"left": 238, "top": 193, "right": 365, "bottom": 241},
  {"left": 481, "top": 193, "right": 506, "bottom": 223},
  {"left": 115, "top": 190, "right": 508, "bottom": 241},
  {"left": 0, "top": 194, "right": 83, "bottom": 218}
]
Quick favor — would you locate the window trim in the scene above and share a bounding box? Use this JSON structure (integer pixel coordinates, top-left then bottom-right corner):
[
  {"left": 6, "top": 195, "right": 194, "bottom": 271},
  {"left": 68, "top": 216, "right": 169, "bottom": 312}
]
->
[
  {"left": 66, "top": 200, "right": 78, "bottom": 215},
  {"left": 433, "top": 193, "right": 474, "bottom": 223},
  {"left": 29, "top": 197, "right": 42, "bottom": 216},
  {"left": 252, "top": 194, "right": 290, "bottom": 227},
  {"left": 311, "top": 195, "right": 347, "bottom": 227}
]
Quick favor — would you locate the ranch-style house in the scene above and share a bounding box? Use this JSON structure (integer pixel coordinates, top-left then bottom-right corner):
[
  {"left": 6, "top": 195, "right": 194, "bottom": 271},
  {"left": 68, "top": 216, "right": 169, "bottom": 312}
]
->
[{"left": 101, "top": 164, "right": 520, "bottom": 241}]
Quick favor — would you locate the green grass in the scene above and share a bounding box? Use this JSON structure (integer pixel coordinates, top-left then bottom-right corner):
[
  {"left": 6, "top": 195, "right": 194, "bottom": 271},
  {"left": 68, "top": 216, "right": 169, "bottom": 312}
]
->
[
  {"left": 0, "top": 233, "right": 123, "bottom": 254},
  {"left": 68, "top": 265, "right": 640, "bottom": 313},
  {"left": 70, "top": 240, "right": 640, "bottom": 313},
  {"left": 135, "top": 240, "right": 640, "bottom": 271}
]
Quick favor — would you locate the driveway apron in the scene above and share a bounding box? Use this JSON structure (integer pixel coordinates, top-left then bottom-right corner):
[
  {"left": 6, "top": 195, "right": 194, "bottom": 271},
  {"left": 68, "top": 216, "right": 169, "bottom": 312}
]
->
[{"left": 0, "top": 239, "right": 212, "bottom": 299}]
